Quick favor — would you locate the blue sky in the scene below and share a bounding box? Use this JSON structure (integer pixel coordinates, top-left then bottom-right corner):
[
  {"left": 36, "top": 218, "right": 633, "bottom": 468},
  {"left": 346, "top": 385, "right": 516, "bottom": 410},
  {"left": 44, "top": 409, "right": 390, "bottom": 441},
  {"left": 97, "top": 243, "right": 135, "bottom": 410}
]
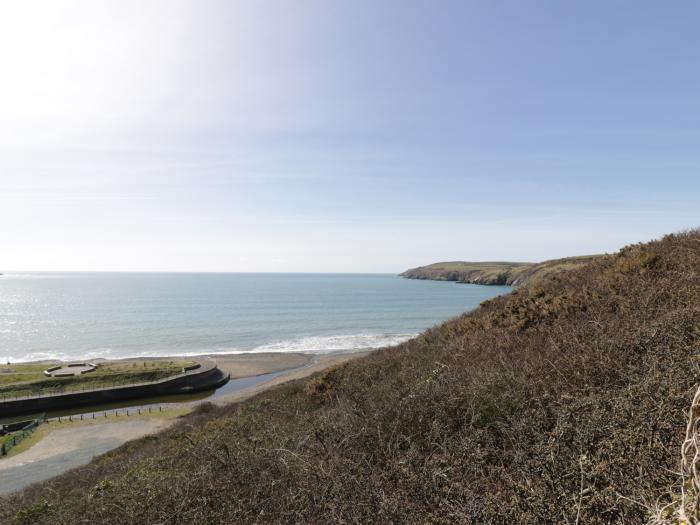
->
[{"left": 0, "top": 1, "right": 698, "bottom": 272}]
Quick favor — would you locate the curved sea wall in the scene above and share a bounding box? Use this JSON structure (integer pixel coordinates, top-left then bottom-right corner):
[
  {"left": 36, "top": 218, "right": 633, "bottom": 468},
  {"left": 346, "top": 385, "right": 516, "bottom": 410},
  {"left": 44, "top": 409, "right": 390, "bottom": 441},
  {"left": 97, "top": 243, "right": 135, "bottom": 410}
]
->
[{"left": 0, "top": 360, "right": 229, "bottom": 418}]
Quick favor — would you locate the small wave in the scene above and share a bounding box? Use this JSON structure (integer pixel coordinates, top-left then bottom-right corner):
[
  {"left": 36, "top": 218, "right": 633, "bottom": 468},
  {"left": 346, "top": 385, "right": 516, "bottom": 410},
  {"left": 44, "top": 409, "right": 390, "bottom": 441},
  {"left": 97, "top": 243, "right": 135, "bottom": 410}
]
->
[
  {"left": 0, "top": 333, "right": 417, "bottom": 363},
  {"left": 246, "top": 333, "right": 416, "bottom": 354},
  {"left": 0, "top": 351, "right": 70, "bottom": 364},
  {"left": 0, "top": 348, "right": 117, "bottom": 364}
]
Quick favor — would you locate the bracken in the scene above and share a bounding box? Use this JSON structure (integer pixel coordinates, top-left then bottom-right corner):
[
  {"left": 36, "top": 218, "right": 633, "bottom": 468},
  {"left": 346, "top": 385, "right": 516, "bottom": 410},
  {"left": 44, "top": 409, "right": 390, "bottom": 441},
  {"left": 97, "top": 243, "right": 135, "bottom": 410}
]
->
[{"left": 3, "top": 229, "right": 700, "bottom": 524}]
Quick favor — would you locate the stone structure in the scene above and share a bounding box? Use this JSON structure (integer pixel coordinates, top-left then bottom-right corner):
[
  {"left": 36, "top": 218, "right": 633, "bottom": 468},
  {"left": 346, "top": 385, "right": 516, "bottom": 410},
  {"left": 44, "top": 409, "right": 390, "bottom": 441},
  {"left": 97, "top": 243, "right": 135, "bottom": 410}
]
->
[{"left": 44, "top": 363, "right": 98, "bottom": 377}]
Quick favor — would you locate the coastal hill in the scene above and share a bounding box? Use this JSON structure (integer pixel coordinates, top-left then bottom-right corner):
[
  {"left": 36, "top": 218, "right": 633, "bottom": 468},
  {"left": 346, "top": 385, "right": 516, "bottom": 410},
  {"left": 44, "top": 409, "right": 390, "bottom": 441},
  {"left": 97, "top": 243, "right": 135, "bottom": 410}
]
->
[
  {"left": 4, "top": 231, "right": 700, "bottom": 523},
  {"left": 401, "top": 255, "right": 600, "bottom": 286}
]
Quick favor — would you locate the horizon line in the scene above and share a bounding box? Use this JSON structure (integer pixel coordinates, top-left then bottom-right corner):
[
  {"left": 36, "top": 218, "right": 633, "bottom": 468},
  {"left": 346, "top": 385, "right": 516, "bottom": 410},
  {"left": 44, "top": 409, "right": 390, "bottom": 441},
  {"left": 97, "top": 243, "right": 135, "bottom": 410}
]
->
[{"left": 0, "top": 270, "right": 404, "bottom": 275}]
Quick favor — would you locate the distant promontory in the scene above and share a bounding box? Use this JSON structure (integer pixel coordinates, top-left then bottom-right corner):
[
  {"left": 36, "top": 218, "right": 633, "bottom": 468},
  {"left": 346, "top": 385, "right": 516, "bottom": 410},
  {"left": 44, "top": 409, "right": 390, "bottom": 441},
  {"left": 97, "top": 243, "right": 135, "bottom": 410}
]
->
[{"left": 400, "top": 256, "right": 599, "bottom": 287}]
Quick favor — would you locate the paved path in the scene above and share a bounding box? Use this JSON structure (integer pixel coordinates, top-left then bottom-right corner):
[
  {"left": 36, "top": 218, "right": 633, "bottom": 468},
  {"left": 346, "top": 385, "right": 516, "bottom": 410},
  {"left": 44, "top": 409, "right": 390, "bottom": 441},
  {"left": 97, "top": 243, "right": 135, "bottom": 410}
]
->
[{"left": 0, "top": 419, "right": 172, "bottom": 496}]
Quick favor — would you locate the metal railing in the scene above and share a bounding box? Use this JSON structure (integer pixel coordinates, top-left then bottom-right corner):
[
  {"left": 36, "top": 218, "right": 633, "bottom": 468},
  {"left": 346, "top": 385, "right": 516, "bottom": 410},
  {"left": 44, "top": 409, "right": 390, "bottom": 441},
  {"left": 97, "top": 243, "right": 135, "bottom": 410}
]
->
[{"left": 46, "top": 405, "right": 165, "bottom": 423}]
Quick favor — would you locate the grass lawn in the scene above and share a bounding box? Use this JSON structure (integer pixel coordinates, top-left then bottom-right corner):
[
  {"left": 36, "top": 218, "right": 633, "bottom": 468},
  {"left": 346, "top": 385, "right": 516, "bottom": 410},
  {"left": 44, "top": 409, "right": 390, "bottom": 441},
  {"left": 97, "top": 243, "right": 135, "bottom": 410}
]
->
[{"left": 0, "top": 363, "right": 51, "bottom": 388}]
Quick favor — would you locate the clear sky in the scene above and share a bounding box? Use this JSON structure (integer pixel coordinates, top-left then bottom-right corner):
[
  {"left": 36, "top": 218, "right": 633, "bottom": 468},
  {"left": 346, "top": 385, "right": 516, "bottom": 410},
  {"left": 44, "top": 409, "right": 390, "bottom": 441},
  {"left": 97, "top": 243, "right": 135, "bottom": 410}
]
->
[{"left": 1, "top": 1, "right": 698, "bottom": 272}]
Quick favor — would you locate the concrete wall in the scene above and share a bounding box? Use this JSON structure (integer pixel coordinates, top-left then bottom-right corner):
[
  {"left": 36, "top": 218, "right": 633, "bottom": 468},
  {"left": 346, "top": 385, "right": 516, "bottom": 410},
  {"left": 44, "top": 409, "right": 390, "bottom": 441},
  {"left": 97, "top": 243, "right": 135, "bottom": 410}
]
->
[{"left": 0, "top": 365, "right": 229, "bottom": 418}]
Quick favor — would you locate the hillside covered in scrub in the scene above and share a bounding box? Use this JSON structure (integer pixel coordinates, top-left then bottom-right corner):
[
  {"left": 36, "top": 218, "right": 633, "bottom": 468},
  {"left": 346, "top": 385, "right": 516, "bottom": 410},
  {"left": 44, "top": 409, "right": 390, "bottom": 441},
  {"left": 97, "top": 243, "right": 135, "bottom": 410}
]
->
[
  {"left": 401, "top": 255, "right": 599, "bottom": 286},
  {"left": 4, "top": 231, "right": 700, "bottom": 524}
]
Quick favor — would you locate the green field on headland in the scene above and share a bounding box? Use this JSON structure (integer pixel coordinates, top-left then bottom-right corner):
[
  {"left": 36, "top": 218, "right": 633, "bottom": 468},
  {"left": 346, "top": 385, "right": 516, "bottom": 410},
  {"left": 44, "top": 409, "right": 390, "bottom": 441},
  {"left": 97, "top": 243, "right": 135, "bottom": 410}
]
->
[
  {"left": 400, "top": 254, "right": 600, "bottom": 286},
  {"left": 0, "top": 360, "right": 193, "bottom": 399}
]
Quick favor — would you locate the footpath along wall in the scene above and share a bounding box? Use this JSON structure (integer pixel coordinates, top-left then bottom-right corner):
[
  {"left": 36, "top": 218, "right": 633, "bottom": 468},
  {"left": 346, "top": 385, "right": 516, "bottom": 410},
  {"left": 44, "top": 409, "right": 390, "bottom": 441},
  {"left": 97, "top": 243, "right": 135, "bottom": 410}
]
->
[{"left": 0, "top": 359, "right": 229, "bottom": 418}]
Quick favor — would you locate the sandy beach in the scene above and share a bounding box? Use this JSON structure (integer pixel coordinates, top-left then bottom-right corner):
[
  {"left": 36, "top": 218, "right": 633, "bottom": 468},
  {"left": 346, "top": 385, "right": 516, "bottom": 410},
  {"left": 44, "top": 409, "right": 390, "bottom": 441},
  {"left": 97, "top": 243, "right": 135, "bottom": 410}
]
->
[
  {"left": 208, "top": 351, "right": 369, "bottom": 405},
  {"left": 205, "top": 352, "right": 313, "bottom": 379}
]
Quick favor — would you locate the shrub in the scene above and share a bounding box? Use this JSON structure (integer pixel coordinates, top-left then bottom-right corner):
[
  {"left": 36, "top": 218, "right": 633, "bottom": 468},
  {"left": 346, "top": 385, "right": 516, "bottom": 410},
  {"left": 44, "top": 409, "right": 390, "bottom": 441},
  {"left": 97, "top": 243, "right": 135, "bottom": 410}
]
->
[{"left": 4, "top": 230, "right": 700, "bottom": 524}]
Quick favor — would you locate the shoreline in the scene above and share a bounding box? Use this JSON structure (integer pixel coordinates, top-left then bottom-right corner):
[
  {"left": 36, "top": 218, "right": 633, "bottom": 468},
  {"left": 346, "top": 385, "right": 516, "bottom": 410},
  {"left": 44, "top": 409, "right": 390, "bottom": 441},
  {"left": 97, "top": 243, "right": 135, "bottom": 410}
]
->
[
  {"left": 1, "top": 343, "right": 407, "bottom": 366},
  {"left": 2, "top": 350, "right": 364, "bottom": 378}
]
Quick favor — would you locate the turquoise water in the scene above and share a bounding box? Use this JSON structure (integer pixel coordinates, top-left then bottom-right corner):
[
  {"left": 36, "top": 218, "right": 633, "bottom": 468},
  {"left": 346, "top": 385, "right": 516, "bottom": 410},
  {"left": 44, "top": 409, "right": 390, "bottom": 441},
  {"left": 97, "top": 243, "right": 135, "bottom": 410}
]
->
[{"left": 0, "top": 273, "right": 511, "bottom": 363}]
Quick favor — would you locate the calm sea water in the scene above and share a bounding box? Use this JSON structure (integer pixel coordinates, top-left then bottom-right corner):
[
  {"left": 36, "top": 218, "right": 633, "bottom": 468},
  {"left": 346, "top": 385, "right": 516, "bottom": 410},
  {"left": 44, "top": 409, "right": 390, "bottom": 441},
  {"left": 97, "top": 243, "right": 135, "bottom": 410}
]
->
[{"left": 0, "top": 273, "right": 511, "bottom": 363}]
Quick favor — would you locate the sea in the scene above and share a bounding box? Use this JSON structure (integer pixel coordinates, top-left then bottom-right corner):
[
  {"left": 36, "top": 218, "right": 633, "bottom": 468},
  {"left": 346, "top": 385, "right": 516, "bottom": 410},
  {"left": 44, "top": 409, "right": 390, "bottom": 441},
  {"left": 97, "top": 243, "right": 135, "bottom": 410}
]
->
[{"left": 0, "top": 273, "right": 511, "bottom": 363}]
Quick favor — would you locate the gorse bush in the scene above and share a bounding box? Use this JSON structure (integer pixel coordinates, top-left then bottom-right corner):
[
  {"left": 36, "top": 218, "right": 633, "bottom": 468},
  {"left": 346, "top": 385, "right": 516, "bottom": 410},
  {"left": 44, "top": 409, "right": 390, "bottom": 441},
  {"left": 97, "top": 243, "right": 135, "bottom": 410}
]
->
[
  {"left": 304, "top": 363, "right": 347, "bottom": 400},
  {"left": 3, "top": 230, "right": 700, "bottom": 524}
]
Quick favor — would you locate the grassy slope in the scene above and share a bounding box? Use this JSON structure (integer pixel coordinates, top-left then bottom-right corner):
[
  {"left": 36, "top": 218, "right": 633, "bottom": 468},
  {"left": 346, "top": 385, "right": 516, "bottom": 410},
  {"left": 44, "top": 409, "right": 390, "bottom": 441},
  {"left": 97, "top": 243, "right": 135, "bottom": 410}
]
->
[
  {"left": 3, "top": 232, "right": 700, "bottom": 524},
  {"left": 400, "top": 255, "right": 599, "bottom": 286}
]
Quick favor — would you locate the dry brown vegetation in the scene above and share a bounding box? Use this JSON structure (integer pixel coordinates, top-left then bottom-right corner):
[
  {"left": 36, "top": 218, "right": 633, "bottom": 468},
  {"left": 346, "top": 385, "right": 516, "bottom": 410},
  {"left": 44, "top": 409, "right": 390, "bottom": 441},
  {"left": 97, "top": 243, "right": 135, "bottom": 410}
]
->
[{"left": 3, "top": 231, "right": 700, "bottom": 524}]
